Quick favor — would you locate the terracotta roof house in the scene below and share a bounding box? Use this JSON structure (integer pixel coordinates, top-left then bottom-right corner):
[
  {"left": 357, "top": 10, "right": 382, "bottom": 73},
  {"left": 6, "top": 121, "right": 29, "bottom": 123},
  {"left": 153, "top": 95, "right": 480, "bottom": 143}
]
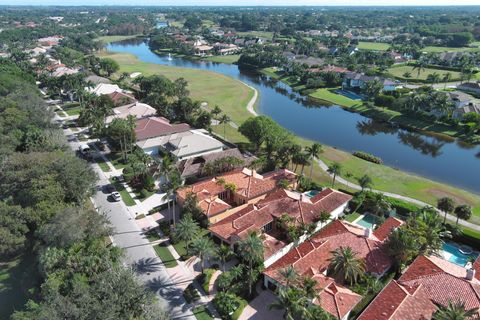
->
[
  {"left": 358, "top": 255, "right": 480, "bottom": 320},
  {"left": 176, "top": 168, "right": 297, "bottom": 222},
  {"left": 106, "top": 91, "right": 136, "bottom": 106},
  {"left": 105, "top": 102, "right": 157, "bottom": 124},
  {"left": 263, "top": 218, "right": 401, "bottom": 319},
  {"left": 209, "top": 188, "right": 352, "bottom": 264},
  {"left": 177, "top": 148, "right": 255, "bottom": 179},
  {"left": 135, "top": 116, "right": 190, "bottom": 142}
]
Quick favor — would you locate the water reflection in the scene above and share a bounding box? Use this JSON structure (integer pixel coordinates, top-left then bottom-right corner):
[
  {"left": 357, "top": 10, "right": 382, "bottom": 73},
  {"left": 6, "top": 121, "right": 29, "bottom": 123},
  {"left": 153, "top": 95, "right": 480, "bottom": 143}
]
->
[
  {"left": 356, "top": 120, "right": 398, "bottom": 136},
  {"left": 398, "top": 132, "right": 445, "bottom": 158}
]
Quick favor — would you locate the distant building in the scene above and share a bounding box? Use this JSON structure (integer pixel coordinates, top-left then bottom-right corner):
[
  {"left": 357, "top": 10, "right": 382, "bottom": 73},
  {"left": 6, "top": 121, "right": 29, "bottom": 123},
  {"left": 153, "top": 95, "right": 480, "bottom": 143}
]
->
[
  {"left": 342, "top": 72, "right": 398, "bottom": 91},
  {"left": 88, "top": 83, "right": 122, "bottom": 96}
]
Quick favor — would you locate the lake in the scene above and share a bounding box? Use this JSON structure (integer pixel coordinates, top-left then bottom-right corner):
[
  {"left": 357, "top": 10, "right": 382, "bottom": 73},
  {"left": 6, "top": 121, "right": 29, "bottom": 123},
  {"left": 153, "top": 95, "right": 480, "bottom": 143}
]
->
[{"left": 107, "top": 40, "right": 480, "bottom": 193}]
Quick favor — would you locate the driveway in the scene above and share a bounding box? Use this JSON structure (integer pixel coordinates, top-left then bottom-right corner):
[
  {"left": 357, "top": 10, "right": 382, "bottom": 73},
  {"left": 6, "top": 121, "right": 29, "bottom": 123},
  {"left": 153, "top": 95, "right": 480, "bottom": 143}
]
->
[{"left": 239, "top": 290, "right": 284, "bottom": 320}]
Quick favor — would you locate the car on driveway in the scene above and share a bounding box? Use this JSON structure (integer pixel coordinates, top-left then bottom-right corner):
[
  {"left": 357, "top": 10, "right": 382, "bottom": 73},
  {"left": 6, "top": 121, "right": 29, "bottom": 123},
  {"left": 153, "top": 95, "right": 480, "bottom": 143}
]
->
[
  {"left": 105, "top": 184, "right": 116, "bottom": 193},
  {"left": 110, "top": 192, "right": 121, "bottom": 202}
]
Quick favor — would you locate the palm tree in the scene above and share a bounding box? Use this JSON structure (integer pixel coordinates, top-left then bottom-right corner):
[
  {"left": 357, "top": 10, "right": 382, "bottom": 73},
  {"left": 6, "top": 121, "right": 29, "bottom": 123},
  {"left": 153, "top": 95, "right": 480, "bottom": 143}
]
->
[
  {"left": 454, "top": 205, "right": 472, "bottom": 226},
  {"left": 412, "top": 60, "right": 427, "bottom": 79},
  {"left": 318, "top": 210, "right": 331, "bottom": 227},
  {"left": 437, "top": 197, "right": 455, "bottom": 224},
  {"left": 174, "top": 214, "right": 200, "bottom": 254},
  {"left": 432, "top": 300, "right": 479, "bottom": 320},
  {"left": 327, "top": 162, "right": 342, "bottom": 187},
  {"left": 386, "top": 228, "right": 418, "bottom": 273},
  {"left": 403, "top": 71, "right": 412, "bottom": 85},
  {"left": 329, "top": 246, "right": 365, "bottom": 285},
  {"left": 279, "top": 266, "right": 299, "bottom": 288},
  {"left": 239, "top": 231, "right": 264, "bottom": 296},
  {"left": 268, "top": 287, "right": 310, "bottom": 320},
  {"left": 443, "top": 72, "right": 452, "bottom": 89},
  {"left": 218, "top": 114, "right": 231, "bottom": 140},
  {"left": 217, "top": 244, "right": 233, "bottom": 272},
  {"left": 300, "top": 277, "right": 318, "bottom": 300},
  {"left": 190, "top": 236, "right": 217, "bottom": 274},
  {"left": 162, "top": 184, "right": 175, "bottom": 226},
  {"left": 357, "top": 174, "right": 373, "bottom": 192},
  {"left": 305, "top": 143, "right": 323, "bottom": 179},
  {"left": 210, "top": 105, "right": 222, "bottom": 119},
  {"left": 426, "top": 72, "right": 441, "bottom": 86}
]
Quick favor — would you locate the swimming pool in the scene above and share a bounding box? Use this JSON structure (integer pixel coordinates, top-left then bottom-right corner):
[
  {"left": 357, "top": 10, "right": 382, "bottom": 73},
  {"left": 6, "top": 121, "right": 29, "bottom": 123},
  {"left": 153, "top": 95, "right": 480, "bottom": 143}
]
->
[
  {"left": 334, "top": 89, "right": 363, "bottom": 100},
  {"left": 442, "top": 242, "right": 479, "bottom": 267},
  {"left": 304, "top": 190, "right": 320, "bottom": 198},
  {"left": 353, "top": 214, "right": 380, "bottom": 229}
]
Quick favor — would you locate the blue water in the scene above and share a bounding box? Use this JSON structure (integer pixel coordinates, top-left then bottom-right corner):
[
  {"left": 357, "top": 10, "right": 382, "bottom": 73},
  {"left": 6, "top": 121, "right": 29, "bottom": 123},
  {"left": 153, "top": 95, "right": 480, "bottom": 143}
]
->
[
  {"left": 354, "top": 214, "right": 380, "bottom": 229},
  {"left": 335, "top": 89, "right": 363, "bottom": 100},
  {"left": 442, "top": 242, "right": 478, "bottom": 267},
  {"left": 305, "top": 190, "right": 320, "bottom": 197},
  {"left": 106, "top": 40, "right": 480, "bottom": 193}
]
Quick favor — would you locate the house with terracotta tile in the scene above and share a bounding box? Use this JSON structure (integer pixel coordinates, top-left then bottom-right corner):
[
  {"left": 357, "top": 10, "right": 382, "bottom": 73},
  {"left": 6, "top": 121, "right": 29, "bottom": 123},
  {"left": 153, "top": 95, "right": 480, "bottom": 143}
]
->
[
  {"left": 105, "top": 102, "right": 157, "bottom": 124},
  {"left": 358, "top": 255, "right": 480, "bottom": 320},
  {"left": 263, "top": 217, "right": 403, "bottom": 320},
  {"left": 106, "top": 91, "right": 136, "bottom": 106},
  {"left": 209, "top": 188, "right": 352, "bottom": 265},
  {"left": 176, "top": 168, "right": 297, "bottom": 223}
]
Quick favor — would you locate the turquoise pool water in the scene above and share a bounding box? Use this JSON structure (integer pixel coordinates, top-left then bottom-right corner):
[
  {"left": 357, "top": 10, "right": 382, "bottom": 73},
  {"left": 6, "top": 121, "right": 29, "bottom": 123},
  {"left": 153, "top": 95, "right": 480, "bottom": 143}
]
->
[
  {"left": 305, "top": 190, "right": 320, "bottom": 197},
  {"left": 354, "top": 214, "right": 380, "bottom": 229},
  {"left": 442, "top": 242, "right": 478, "bottom": 267}
]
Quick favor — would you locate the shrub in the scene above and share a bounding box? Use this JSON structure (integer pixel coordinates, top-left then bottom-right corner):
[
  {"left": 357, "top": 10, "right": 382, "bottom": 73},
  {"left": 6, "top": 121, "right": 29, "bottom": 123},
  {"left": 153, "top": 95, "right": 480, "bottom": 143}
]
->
[
  {"left": 387, "top": 198, "right": 420, "bottom": 217},
  {"left": 213, "top": 292, "right": 241, "bottom": 320},
  {"left": 158, "top": 221, "right": 171, "bottom": 237},
  {"left": 143, "top": 175, "right": 155, "bottom": 192},
  {"left": 374, "top": 94, "right": 395, "bottom": 108},
  {"left": 352, "top": 151, "right": 383, "bottom": 164},
  {"left": 135, "top": 214, "right": 146, "bottom": 220},
  {"left": 183, "top": 283, "right": 200, "bottom": 304},
  {"left": 196, "top": 268, "right": 215, "bottom": 294},
  {"left": 139, "top": 188, "right": 150, "bottom": 199},
  {"left": 122, "top": 166, "right": 134, "bottom": 182}
]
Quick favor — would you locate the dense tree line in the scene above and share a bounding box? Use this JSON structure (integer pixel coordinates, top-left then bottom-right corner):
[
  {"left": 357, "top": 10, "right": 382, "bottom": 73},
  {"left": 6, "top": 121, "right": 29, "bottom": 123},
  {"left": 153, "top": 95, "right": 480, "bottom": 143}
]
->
[{"left": 0, "top": 59, "right": 167, "bottom": 319}]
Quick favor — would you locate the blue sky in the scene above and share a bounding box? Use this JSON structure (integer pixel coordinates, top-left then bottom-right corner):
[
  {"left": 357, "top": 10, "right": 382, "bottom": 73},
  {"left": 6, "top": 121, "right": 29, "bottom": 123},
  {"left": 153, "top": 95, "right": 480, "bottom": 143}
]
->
[{"left": 2, "top": 0, "right": 480, "bottom": 5}]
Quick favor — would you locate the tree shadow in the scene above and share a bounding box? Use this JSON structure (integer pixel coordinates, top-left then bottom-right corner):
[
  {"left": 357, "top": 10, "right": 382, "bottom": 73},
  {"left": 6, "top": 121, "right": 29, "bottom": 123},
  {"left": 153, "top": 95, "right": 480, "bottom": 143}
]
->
[{"left": 132, "top": 257, "right": 162, "bottom": 274}]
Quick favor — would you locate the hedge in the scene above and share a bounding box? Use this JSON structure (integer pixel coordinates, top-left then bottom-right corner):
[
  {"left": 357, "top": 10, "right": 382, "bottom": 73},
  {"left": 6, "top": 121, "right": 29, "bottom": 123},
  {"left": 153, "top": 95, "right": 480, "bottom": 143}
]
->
[
  {"left": 196, "top": 268, "right": 215, "bottom": 294},
  {"left": 386, "top": 198, "right": 421, "bottom": 217},
  {"left": 352, "top": 151, "right": 383, "bottom": 164},
  {"left": 183, "top": 283, "right": 200, "bottom": 304}
]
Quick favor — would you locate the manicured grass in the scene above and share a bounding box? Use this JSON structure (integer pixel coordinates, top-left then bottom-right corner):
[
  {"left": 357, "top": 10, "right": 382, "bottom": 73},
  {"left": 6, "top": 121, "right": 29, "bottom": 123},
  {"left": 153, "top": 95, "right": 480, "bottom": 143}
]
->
[
  {"left": 0, "top": 252, "right": 40, "bottom": 319},
  {"left": 106, "top": 152, "right": 128, "bottom": 169},
  {"left": 154, "top": 244, "right": 178, "bottom": 268},
  {"left": 358, "top": 41, "right": 390, "bottom": 51},
  {"left": 96, "top": 35, "right": 141, "bottom": 43},
  {"left": 236, "top": 30, "right": 274, "bottom": 40},
  {"left": 196, "top": 268, "right": 215, "bottom": 294},
  {"left": 309, "top": 88, "right": 360, "bottom": 107},
  {"left": 95, "top": 157, "right": 111, "bottom": 172},
  {"left": 423, "top": 46, "right": 480, "bottom": 53},
  {"left": 231, "top": 297, "right": 248, "bottom": 320},
  {"left": 145, "top": 228, "right": 162, "bottom": 242},
  {"left": 132, "top": 188, "right": 155, "bottom": 201},
  {"left": 109, "top": 178, "right": 136, "bottom": 206},
  {"left": 193, "top": 305, "right": 213, "bottom": 320},
  {"left": 345, "top": 212, "right": 361, "bottom": 222},
  {"left": 98, "top": 51, "right": 254, "bottom": 125},
  {"left": 387, "top": 65, "right": 462, "bottom": 81},
  {"left": 172, "top": 229, "right": 209, "bottom": 260},
  {"left": 204, "top": 54, "right": 240, "bottom": 64},
  {"left": 64, "top": 106, "right": 82, "bottom": 116}
]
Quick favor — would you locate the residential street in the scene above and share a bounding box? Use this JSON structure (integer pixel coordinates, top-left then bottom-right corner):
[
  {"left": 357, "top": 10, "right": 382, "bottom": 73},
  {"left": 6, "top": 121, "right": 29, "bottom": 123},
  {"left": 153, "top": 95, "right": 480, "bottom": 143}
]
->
[{"left": 62, "top": 127, "right": 196, "bottom": 320}]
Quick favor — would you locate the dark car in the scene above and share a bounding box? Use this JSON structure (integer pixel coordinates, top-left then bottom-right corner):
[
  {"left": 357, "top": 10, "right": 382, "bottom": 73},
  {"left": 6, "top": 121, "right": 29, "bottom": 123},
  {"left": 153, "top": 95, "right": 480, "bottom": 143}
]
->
[{"left": 105, "top": 184, "right": 116, "bottom": 193}]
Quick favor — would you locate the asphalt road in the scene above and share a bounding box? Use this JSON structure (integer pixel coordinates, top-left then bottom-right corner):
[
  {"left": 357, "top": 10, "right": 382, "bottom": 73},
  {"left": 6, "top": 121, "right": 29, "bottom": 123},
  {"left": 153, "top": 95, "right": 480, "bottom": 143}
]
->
[{"left": 63, "top": 128, "right": 195, "bottom": 320}]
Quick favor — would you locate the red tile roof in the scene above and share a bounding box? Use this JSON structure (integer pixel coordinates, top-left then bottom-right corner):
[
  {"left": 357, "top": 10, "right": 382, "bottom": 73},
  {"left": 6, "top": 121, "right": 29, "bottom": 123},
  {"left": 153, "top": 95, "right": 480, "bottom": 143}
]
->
[
  {"left": 107, "top": 91, "right": 136, "bottom": 106},
  {"left": 135, "top": 117, "right": 190, "bottom": 141},
  {"left": 177, "top": 168, "right": 296, "bottom": 217},
  {"left": 373, "top": 217, "right": 404, "bottom": 242},
  {"left": 358, "top": 255, "right": 480, "bottom": 320}
]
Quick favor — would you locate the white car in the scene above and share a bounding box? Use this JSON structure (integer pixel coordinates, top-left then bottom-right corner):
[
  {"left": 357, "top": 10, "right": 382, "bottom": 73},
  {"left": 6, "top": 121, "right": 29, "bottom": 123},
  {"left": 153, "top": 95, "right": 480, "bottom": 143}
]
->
[{"left": 110, "top": 192, "right": 121, "bottom": 202}]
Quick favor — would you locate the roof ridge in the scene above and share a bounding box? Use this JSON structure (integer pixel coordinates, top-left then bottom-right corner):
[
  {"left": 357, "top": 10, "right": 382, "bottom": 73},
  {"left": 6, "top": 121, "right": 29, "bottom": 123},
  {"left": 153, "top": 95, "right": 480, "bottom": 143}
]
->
[{"left": 387, "top": 281, "right": 414, "bottom": 320}]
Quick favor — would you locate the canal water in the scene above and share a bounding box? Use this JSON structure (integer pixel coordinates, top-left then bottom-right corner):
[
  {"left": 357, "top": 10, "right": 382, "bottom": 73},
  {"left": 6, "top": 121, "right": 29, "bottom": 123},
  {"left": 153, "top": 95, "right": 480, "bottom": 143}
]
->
[{"left": 107, "top": 39, "right": 480, "bottom": 193}]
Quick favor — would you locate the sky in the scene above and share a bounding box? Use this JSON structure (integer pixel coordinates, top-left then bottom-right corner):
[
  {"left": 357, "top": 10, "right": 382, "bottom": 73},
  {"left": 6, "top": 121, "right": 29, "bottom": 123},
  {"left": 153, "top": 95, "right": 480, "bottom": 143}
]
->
[{"left": 1, "top": 0, "right": 480, "bottom": 5}]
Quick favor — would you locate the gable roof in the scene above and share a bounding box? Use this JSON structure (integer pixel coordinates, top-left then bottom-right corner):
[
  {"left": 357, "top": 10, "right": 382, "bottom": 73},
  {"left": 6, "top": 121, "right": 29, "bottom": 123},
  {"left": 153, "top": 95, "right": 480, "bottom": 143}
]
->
[
  {"left": 165, "top": 130, "right": 225, "bottom": 159},
  {"left": 106, "top": 102, "right": 157, "bottom": 124},
  {"left": 135, "top": 116, "right": 190, "bottom": 141},
  {"left": 373, "top": 217, "right": 404, "bottom": 242},
  {"left": 358, "top": 255, "right": 480, "bottom": 320},
  {"left": 107, "top": 91, "right": 136, "bottom": 106},
  {"left": 88, "top": 83, "right": 122, "bottom": 96}
]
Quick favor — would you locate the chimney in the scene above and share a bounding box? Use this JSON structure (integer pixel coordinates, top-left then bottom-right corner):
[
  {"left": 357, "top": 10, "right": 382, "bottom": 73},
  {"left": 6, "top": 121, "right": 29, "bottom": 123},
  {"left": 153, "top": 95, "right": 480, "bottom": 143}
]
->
[
  {"left": 466, "top": 268, "right": 476, "bottom": 281},
  {"left": 364, "top": 228, "right": 372, "bottom": 239}
]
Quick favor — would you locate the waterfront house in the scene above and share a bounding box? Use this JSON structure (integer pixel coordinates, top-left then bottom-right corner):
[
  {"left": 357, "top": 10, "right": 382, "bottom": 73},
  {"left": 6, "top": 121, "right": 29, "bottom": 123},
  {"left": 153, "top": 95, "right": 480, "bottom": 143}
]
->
[
  {"left": 342, "top": 72, "right": 398, "bottom": 92},
  {"left": 105, "top": 102, "right": 156, "bottom": 124},
  {"left": 88, "top": 83, "right": 123, "bottom": 96}
]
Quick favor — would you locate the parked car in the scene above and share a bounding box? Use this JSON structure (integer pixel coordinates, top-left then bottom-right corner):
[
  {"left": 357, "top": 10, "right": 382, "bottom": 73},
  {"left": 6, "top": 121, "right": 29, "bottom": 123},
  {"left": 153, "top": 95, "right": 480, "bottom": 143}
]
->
[
  {"left": 110, "top": 192, "right": 121, "bottom": 202},
  {"left": 105, "top": 184, "right": 116, "bottom": 193}
]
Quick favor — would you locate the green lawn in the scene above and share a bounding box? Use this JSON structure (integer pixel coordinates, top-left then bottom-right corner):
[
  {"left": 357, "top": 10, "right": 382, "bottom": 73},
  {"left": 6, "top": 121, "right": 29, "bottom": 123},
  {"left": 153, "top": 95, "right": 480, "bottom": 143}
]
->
[
  {"left": 154, "top": 244, "right": 178, "bottom": 268},
  {"left": 423, "top": 46, "right": 480, "bottom": 53},
  {"left": 172, "top": 229, "right": 209, "bottom": 260},
  {"left": 98, "top": 51, "right": 254, "bottom": 125},
  {"left": 106, "top": 152, "right": 128, "bottom": 170},
  {"left": 204, "top": 54, "right": 240, "bottom": 64},
  {"left": 193, "top": 306, "right": 213, "bottom": 320},
  {"left": 345, "top": 212, "right": 361, "bottom": 222},
  {"left": 309, "top": 88, "right": 360, "bottom": 107},
  {"left": 236, "top": 31, "right": 274, "bottom": 40},
  {"left": 109, "top": 178, "right": 136, "bottom": 206},
  {"left": 95, "top": 157, "right": 111, "bottom": 172},
  {"left": 387, "top": 65, "right": 462, "bottom": 81},
  {"left": 96, "top": 35, "right": 141, "bottom": 43},
  {"left": 63, "top": 106, "right": 82, "bottom": 116},
  {"left": 358, "top": 41, "right": 390, "bottom": 51},
  {"left": 145, "top": 228, "right": 162, "bottom": 242},
  {"left": 0, "top": 252, "right": 40, "bottom": 319}
]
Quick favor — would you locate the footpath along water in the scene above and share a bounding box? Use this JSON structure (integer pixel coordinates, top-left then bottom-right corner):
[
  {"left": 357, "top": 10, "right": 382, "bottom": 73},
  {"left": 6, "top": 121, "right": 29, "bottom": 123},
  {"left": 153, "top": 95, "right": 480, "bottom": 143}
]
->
[{"left": 107, "top": 40, "right": 480, "bottom": 193}]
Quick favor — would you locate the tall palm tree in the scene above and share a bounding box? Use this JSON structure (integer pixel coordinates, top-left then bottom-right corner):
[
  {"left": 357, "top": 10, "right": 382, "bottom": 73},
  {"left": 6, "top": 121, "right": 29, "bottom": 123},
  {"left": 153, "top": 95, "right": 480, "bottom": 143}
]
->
[
  {"left": 327, "top": 162, "right": 342, "bottom": 187},
  {"left": 454, "top": 205, "right": 472, "bottom": 226},
  {"left": 305, "top": 143, "right": 323, "bottom": 179},
  {"left": 357, "top": 174, "right": 373, "bottom": 192},
  {"left": 190, "top": 236, "right": 217, "bottom": 274},
  {"left": 174, "top": 214, "right": 200, "bottom": 254},
  {"left": 432, "top": 300, "right": 479, "bottom": 320},
  {"left": 210, "top": 105, "right": 222, "bottom": 119},
  {"left": 443, "top": 72, "right": 452, "bottom": 89},
  {"left": 412, "top": 60, "right": 427, "bottom": 79},
  {"left": 279, "top": 266, "right": 299, "bottom": 288},
  {"left": 329, "top": 246, "right": 365, "bottom": 285},
  {"left": 162, "top": 184, "right": 175, "bottom": 226},
  {"left": 239, "top": 231, "right": 264, "bottom": 296},
  {"left": 268, "top": 287, "right": 310, "bottom": 320},
  {"left": 437, "top": 197, "right": 455, "bottom": 224},
  {"left": 217, "top": 244, "right": 233, "bottom": 272},
  {"left": 386, "top": 228, "right": 418, "bottom": 273},
  {"left": 218, "top": 114, "right": 231, "bottom": 140}
]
